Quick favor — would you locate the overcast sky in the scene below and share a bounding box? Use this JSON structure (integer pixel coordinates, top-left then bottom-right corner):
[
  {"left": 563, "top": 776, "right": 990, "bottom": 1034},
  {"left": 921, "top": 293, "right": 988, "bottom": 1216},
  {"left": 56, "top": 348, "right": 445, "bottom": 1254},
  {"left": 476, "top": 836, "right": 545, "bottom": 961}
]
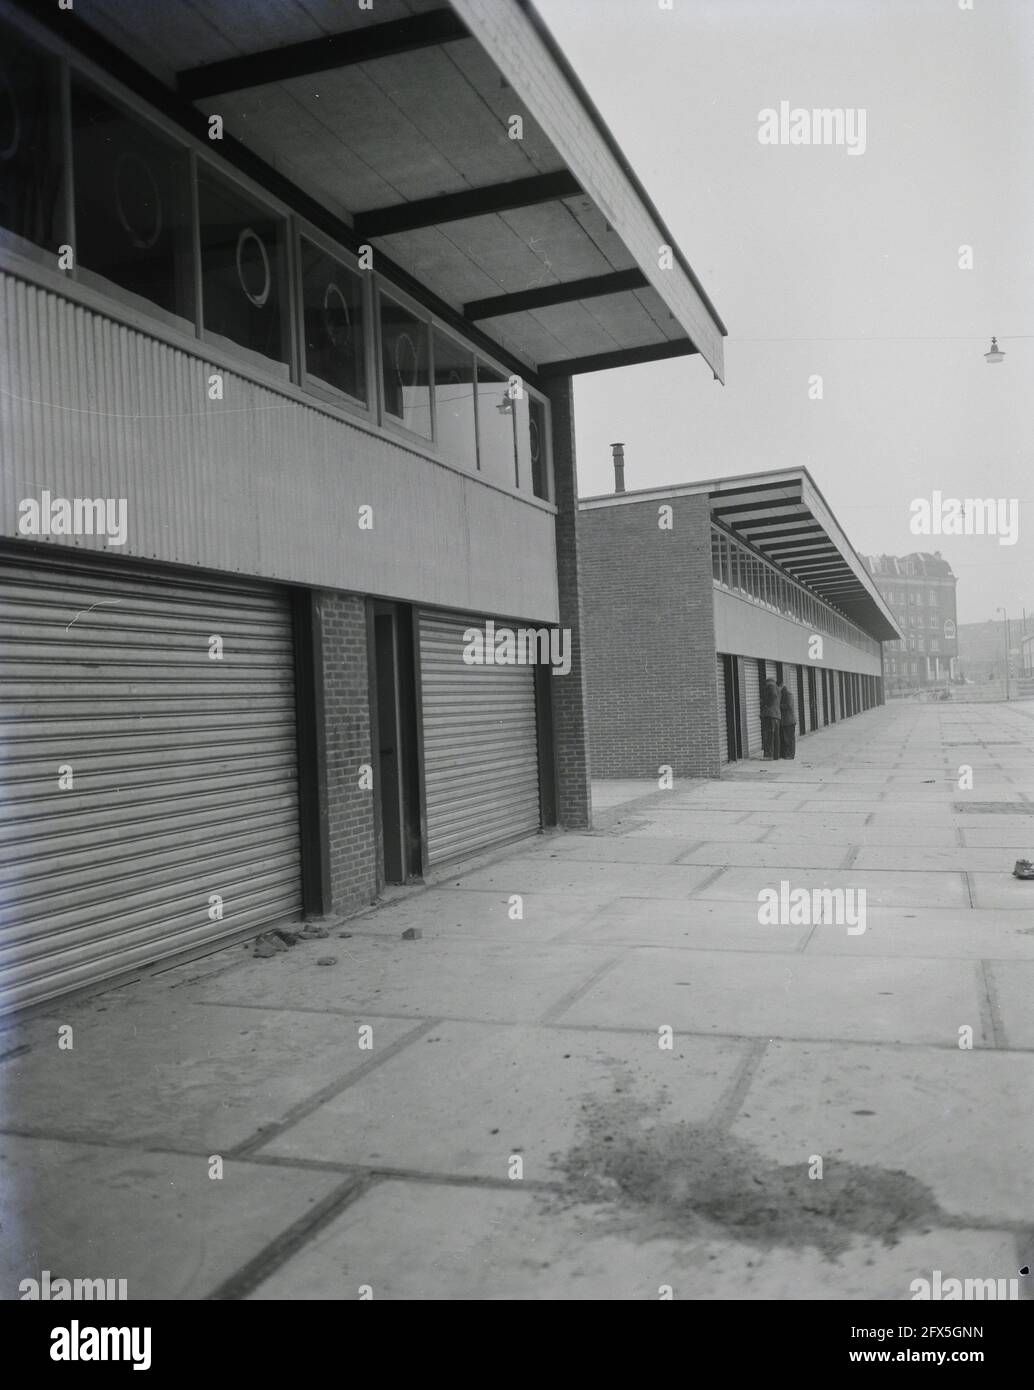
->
[{"left": 537, "top": 0, "right": 1033, "bottom": 626}]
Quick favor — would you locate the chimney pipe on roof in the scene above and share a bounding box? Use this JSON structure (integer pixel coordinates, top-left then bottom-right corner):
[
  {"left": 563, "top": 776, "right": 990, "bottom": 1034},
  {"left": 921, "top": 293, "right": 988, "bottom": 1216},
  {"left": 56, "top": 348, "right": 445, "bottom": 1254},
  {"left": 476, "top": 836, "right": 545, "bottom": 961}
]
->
[{"left": 611, "top": 442, "right": 626, "bottom": 494}]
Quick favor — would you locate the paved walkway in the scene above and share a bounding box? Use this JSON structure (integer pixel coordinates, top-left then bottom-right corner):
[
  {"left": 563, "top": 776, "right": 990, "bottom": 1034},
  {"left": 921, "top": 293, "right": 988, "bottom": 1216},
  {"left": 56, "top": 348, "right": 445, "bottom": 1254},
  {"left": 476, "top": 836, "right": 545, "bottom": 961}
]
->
[{"left": 3, "top": 701, "right": 1033, "bottom": 1300}]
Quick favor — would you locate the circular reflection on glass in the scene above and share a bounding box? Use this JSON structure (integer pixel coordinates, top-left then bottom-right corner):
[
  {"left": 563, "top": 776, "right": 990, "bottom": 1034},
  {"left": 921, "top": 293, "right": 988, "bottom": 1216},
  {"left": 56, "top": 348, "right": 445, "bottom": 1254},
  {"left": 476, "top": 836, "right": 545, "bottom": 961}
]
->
[
  {"left": 236, "top": 227, "right": 271, "bottom": 308},
  {"left": 322, "top": 280, "right": 351, "bottom": 351},
  {"left": 114, "top": 151, "right": 163, "bottom": 250},
  {"left": 0, "top": 70, "right": 21, "bottom": 162},
  {"left": 529, "top": 416, "right": 541, "bottom": 463},
  {"left": 393, "top": 331, "right": 418, "bottom": 388}
]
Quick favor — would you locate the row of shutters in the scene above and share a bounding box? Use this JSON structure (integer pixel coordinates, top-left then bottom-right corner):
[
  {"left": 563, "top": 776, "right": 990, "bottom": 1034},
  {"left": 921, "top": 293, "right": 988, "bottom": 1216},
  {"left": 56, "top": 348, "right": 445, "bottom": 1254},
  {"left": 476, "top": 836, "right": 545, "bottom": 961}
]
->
[
  {"left": 1, "top": 554, "right": 542, "bottom": 1012},
  {"left": 717, "top": 654, "right": 877, "bottom": 764}
]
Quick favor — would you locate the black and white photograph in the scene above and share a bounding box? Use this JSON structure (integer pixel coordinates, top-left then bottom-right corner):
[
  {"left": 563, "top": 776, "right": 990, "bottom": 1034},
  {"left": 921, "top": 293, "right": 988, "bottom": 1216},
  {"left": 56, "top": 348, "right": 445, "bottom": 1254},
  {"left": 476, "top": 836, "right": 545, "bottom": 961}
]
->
[{"left": 0, "top": 0, "right": 1031, "bottom": 1348}]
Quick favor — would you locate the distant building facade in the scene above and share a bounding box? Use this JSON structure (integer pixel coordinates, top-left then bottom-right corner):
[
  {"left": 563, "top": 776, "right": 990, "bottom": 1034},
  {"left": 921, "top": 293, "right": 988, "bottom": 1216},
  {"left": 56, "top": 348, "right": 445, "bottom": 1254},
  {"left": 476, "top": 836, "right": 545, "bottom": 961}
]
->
[
  {"left": 580, "top": 468, "right": 898, "bottom": 778},
  {"left": 863, "top": 553, "right": 958, "bottom": 690}
]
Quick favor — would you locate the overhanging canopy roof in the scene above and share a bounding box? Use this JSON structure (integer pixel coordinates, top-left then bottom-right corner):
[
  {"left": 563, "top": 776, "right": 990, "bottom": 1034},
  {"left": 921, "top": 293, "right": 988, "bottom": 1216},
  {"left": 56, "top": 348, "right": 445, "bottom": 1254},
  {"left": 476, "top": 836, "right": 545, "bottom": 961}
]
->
[
  {"left": 582, "top": 468, "right": 901, "bottom": 642},
  {"left": 61, "top": 0, "right": 725, "bottom": 382}
]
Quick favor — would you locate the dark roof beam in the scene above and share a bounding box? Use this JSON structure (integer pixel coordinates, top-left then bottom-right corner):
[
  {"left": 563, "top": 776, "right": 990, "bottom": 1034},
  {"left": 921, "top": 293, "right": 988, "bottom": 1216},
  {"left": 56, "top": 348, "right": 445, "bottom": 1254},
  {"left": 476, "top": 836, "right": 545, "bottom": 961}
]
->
[
  {"left": 354, "top": 171, "right": 581, "bottom": 239},
  {"left": 177, "top": 9, "right": 468, "bottom": 99},
  {"left": 538, "top": 338, "right": 697, "bottom": 378},
  {"left": 465, "top": 268, "right": 649, "bottom": 321}
]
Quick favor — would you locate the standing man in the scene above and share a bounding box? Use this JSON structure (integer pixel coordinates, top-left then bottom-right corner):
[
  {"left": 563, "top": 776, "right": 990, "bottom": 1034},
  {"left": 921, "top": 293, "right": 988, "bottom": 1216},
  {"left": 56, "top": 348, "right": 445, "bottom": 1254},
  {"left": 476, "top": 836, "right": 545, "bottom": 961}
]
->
[
  {"left": 779, "top": 679, "right": 797, "bottom": 759},
  {"left": 761, "top": 676, "right": 781, "bottom": 759}
]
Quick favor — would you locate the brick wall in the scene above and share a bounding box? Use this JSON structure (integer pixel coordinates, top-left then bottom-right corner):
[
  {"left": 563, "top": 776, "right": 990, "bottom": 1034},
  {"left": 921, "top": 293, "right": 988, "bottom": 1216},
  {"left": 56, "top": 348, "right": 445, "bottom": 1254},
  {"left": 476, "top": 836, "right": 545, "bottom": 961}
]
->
[
  {"left": 545, "top": 379, "right": 593, "bottom": 829},
  {"left": 313, "top": 591, "right": 379, "bottom": 916},
  {"left": 580, "top": 494, "right": 721, "bottom": 779}
]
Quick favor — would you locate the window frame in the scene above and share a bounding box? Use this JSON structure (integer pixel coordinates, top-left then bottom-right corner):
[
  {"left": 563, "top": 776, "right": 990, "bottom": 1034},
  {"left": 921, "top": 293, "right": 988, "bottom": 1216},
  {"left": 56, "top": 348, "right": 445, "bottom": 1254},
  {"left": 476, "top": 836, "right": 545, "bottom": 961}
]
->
[{"left": 294, "top": 218, "right": 374, "bottom": 419}]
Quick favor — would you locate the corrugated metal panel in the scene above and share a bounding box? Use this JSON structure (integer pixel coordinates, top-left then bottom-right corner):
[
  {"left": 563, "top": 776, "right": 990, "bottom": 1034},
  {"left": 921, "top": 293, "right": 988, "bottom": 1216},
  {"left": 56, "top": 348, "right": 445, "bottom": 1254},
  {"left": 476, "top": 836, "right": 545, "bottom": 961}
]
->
[
  {"left": 716, "top": 655, "right": 728, "bottom": 764},
  {"left": 0, "top": 271, "right": 559, "bottom": 623},
  {"left": 0, "top": 549, "right": 301, "bottom": 1013},
  {"left": 419, "top": 612, "right": 540, "bottom": 865},
  {"left": 744, "top": 657, "right": 763, "bottom": 756}
]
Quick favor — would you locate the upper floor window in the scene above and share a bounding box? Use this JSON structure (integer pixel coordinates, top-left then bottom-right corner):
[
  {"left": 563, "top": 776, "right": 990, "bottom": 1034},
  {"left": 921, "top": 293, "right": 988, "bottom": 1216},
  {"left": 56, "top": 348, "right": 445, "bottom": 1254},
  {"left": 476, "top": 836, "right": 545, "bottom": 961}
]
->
[
  {"left": 300, "top": 238, "right": 367, "bottom": 405},
  {"left": 198, "top": 170, "right": 289, "bottom": 369},
  {"left": 380, "top": 292, "right": 431, "bottom": 438},
  {"left": 432, "top": 330, "right": 477, "bottom": 473},
  {"left": 526, "top": 395, "right": 549, "bottom": 501},
  {"left": 0, "top": 29, "right": 64, "bottom": 252},
  {"left": 72, "top": 81, "right": 193, "bottom": 322},
  {"left": 476, "top": 361, "right": 517, "bottom": 487}
]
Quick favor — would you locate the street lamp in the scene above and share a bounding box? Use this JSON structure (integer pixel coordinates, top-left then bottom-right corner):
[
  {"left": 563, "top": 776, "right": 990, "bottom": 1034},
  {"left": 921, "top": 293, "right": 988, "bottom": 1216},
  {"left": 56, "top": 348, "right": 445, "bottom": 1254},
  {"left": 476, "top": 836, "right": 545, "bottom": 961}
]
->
[
  {"left": 984, "top": 336, "right": 1005, "bottom": 364},
  {"left": 996, "top": 606, "right": 1011, "bottom": 700}
]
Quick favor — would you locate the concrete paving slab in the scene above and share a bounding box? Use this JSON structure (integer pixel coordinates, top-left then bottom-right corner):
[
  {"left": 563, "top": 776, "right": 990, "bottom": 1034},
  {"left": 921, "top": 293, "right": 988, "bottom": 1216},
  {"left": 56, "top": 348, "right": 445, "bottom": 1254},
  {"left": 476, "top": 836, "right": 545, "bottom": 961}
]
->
[
  {"left": 986, "top": 962, "right": 1034, "bottom": 1048},
  {"left": 451, "top": 858, "right": 722, "bottom": 899},
  {"left": 528, "top": 835, "right": 697, "bottom": 864},
  {"left": 767, "top": 825, "right": 962, "bottom": 848},
  {"left": 695, "top": 868, "right": 970, "bottom": 909},
  {"left": 0, "top": 1134, "right": 344, "bottom": 1301},
  {"left": 853, "top": 847, "right": 1018, "bottom": 872},
  {"left": 731, "top": 1042, "right": 1034, "bottom": 1223},
  {"left": 0, "top": 998, "right": 420, "bottom": 1152},
  {"left": 625, "top": 817, "right": 770, "bottom": 842},
  {"left": 969, "top": 872, "right": 1034, "bottom": 910},
  {"left": 347, "top": 889, "right": 614, "bottom": 943},
  {"left": 557, "top": 949, "right": 986, "bottom": 1045},
  {"left": 246, "top": 1178, "right": 1022, "bottom": 1301},
  {"left": 568, "top": 898, "right": 808, "bottom": 951},
  {"left": 743, "top": 811, "right": 872, "bottom": 829},
  {"left": 676, "top": 842, "right": 852, "bottom": 869},
  {"left": 962, "top": 827, "right": 1034, "bottom": 848},
  {"left": 803, "top": 907, "right": 1034, "bottom": 960},
  {"left": 258, "top": 1023, "right": 748, "bottom": 1178},
  {"left": 194, "top": 936, "right": 613, "bottom": 1025}
]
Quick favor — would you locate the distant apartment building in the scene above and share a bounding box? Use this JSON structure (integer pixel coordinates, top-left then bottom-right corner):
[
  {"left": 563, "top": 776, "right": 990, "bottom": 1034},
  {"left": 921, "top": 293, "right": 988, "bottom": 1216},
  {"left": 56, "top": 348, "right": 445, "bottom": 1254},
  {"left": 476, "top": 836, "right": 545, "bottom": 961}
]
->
[{"left": 863, "top": 553, "right": 958, "bottom": 690}]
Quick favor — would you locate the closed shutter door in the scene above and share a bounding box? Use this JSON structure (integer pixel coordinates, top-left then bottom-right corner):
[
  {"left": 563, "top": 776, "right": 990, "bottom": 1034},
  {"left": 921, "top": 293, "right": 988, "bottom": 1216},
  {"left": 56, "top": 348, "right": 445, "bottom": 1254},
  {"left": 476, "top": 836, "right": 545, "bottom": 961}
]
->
[
  {"left": 765, "top": 660, "right": 778, "bottom": 683},
  {"left": 784, "top": 664, "right": 799, "bottom": 731},
  {"left": 419, "top": 612, "right": 540, "bottom": 865},
  {"left": 744, "top": 658, "right": 763, "bottom": 756},
  {"left": 0, "top": 552, "right": 301, "bottom": 1013},
  {"left": 717, "top": 655, "right": 728, "bottom": 763}
]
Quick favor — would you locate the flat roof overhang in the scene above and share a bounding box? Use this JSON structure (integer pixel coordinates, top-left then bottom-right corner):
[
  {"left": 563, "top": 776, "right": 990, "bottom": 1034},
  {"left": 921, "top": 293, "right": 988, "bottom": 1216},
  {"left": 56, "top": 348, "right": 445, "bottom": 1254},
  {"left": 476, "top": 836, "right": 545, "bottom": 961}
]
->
[
  {"left": 43, "top": 0, "right": 725, "bottom": 384},
  {"left": 581, "top": 467, "right": 902, "bottom": 643}
]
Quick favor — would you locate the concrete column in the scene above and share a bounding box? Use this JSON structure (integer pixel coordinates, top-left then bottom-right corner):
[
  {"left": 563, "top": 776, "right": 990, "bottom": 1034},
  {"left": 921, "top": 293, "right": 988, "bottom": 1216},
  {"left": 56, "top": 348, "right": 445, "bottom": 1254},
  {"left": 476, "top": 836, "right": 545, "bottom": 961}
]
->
[{"left": 544, "top": 377, "right": 592, "bottom": 830}]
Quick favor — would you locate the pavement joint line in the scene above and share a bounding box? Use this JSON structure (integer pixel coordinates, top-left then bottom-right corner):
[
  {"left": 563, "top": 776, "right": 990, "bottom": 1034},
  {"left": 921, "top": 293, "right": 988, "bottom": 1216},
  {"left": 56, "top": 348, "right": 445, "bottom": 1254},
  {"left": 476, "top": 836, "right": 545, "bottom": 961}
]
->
[
  {"left": 539, "top": 1021, "right": 1034, "bottom": 1052},
  {"left": 964, "top": 871, "right": 976, "bottom": 908},
  {"left": 979, "top": 961, "right": 1006, "bottom": 1050},
  {"left": 686, "top": 866, "right": 728, "bottom": 896},
  {"left": 227, "top": 1017, "right": 444, "bottom": 1160},
  {"left": 711, "top": 1037, "right": 768, "bottom": 1129},
  {"left": 205, "top": 1172, "right": 372, "bottom": 1301},
  {"left": 537, "top": 951, "right": 630, "bottom": 1025},
  {"left": 670, "top": 842, "right": 705, "bottom": 863},
  {"left": 840, "top": 846, "right": 860, "bottom": 871},
  {"left": 796, "top": 923, "right": 821, "bottom": 954}
]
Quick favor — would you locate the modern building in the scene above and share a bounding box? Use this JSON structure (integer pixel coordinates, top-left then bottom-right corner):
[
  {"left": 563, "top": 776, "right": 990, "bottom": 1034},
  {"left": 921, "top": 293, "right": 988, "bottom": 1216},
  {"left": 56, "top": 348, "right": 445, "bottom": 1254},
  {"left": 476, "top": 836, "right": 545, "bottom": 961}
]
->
[
  {"left": 0, "top": 0, "right": 727, "bottom": 1011},
  {"left": 863, "top": 552, "right": 958, "bottom": 691},
  {"left": 580, "top": 464, "right": 899, "bottom": 776}
]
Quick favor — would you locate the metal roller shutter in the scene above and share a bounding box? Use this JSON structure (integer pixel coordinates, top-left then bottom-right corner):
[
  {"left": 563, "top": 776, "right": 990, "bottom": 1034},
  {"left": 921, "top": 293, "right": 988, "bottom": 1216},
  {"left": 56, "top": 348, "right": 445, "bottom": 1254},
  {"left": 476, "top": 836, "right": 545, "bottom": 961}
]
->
[
  {"left": 744, "top": 658, "right": 763, "bottom": 756},
  {"left": 0, "top": 551, "right": 301, "bottom": 1013},
  {"left": 419, "top": 612, "right": 540, "bottom": 865},
  {"left": 717, "top": 654, "right": 728, "bottom": 763},
  {"left": 765, "top": 660, "right": 778, "bottom": 683}
]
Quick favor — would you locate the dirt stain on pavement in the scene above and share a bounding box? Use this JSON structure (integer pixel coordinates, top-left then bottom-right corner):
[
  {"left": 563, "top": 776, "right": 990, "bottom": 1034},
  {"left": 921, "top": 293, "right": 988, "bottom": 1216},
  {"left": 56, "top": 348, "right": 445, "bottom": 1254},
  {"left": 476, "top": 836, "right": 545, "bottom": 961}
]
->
[{"left": 550, "top": 1086, "right": 953, "bottom": 1259}]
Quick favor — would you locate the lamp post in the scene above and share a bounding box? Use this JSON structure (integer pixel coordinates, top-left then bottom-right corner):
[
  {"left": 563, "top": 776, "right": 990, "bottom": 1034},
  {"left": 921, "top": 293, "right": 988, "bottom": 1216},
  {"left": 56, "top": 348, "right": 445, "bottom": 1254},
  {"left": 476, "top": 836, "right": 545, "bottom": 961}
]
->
[{"left": 996, "top": 606, "right": 1011, "bottom": 700}]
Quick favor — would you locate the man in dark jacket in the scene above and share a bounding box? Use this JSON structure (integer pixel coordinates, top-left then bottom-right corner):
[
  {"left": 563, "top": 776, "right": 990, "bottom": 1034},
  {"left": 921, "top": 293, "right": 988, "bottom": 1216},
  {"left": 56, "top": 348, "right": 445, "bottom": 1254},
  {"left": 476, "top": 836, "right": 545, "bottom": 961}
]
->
[
  {"left": 779, "top": 681, "right": 797, "bottom": 759},
  {"left": 761, "top": 677, "right": 781, "bottom": 759}
]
